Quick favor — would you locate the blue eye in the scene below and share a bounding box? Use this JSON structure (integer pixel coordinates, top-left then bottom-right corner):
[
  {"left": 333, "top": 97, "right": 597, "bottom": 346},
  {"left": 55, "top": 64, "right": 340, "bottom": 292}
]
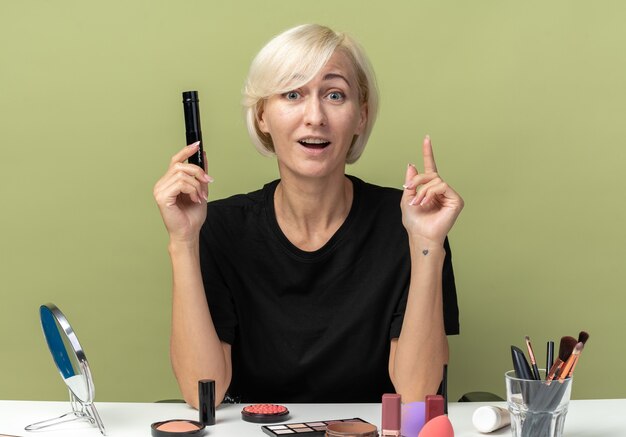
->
[
  {"left": 327, "top": 91, "right": 344, "bottom": 101},
  {"left": 284, "top": 91, "right": 300, "bottom": 100}
]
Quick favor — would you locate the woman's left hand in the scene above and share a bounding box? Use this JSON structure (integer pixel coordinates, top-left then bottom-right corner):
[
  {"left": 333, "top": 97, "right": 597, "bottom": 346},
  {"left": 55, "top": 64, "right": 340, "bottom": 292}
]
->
[{"left": 401, "top": 135, "right": 464, "bottom": 246}]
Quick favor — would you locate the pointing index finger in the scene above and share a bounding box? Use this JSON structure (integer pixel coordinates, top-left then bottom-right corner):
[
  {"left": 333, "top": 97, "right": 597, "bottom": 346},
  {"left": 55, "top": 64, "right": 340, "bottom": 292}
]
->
[
  {"left": 422, "top": 135, "right": 438, "bottom": 173},
  {"left": 170, "top": 141, "right": 200, "bottom": 167}
]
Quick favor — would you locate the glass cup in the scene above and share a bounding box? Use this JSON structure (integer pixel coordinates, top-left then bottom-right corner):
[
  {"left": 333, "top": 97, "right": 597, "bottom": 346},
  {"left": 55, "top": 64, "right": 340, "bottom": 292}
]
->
[{"left": 505, "top": 370, "right": 572, "bottom": 437}]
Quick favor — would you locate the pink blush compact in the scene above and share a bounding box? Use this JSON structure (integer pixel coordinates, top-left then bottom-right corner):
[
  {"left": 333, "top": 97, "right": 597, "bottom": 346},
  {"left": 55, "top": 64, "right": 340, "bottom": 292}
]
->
[
  {"left": 241, "top": 404, "right": 290, "bottom": 423},
  {"left": 150, "top": 380, "right": 213, "bottom": 436},
  {"left": 150, "top": 419, "right": 206, "bottom": 436}
]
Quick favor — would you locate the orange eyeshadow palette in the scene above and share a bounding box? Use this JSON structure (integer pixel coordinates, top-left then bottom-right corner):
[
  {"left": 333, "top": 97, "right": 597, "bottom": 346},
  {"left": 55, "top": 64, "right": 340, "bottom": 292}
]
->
[{"left": 261, "top": 417, "right": 371, "bottom": 436}]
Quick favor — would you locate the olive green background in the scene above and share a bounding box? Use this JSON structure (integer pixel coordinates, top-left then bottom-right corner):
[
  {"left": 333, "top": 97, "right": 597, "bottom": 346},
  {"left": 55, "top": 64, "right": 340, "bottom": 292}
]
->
[{"left": 1, "top": 1, "right": 625, "bottom": 403}]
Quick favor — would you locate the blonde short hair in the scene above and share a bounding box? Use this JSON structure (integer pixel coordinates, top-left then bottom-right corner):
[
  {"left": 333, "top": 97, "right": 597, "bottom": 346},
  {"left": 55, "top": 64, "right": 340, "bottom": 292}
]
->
[{"left": 243, "top": 24, "right": 379, "bottom": 164}]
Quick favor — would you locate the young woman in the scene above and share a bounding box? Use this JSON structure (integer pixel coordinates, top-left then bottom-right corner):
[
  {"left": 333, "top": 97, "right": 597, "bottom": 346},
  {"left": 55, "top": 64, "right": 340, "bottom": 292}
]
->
[{"left": 153, "top": 24, "right": 464, "bottom": 407}]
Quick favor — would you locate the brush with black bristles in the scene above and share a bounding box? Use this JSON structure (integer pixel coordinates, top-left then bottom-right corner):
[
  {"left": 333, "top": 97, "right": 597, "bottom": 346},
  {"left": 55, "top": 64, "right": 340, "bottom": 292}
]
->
[
  {"left": 546, "top": 336, "right": 577, "bottom": 382},
  {"left": 564, "top": 331, "right": 590, "bottom": 379}
]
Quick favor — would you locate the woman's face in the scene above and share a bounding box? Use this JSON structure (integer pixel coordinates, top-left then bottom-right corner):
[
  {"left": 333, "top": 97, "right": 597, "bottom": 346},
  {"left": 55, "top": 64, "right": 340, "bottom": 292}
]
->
[{"left": 258, "top": 50, "right": 367, "bottom": 181}]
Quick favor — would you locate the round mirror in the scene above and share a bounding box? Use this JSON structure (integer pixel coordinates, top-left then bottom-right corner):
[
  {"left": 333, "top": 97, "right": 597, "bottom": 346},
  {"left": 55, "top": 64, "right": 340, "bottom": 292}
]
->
[
  {"left": 40, "top": 304, "right": 93, "bottom": 402},
  {"left": 26, "top": 303, "right": 106, "bottom": 435}
]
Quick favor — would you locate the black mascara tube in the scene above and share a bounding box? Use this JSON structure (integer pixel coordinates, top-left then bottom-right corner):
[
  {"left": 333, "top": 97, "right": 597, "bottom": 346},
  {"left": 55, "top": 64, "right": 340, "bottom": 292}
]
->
[
  {"left": 442, "top": 363, "right": 448, "bottom": 415},
  {"left": 199, "top": 379, "right": 215, "bottom": 426},
  {"left": 182, "top": 90, "right": 204, "bottom": 168},
  {"left": 546, "top": 341, "right": 554, "bottom": 380}
]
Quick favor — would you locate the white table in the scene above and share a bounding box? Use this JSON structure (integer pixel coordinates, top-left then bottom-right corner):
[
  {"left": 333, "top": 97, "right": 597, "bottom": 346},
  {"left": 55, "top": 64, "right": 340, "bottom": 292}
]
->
[{"left": 0, "top": 399, "right": 625, "bottom": 437}]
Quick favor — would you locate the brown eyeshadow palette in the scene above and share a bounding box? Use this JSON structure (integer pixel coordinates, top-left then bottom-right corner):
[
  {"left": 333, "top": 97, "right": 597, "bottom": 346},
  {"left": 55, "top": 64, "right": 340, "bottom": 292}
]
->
[{"left": 261, "top": 417, "right": 371, "bottom": 436}]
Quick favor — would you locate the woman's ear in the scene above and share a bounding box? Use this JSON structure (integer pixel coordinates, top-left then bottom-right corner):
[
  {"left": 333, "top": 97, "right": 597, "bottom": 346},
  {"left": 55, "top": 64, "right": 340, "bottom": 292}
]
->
[
  {"left": 257, "top": 102, "right": 269, "bottom": 134},
  {"left": 356, "top": 102, "right": 368, "bottom": 135}
]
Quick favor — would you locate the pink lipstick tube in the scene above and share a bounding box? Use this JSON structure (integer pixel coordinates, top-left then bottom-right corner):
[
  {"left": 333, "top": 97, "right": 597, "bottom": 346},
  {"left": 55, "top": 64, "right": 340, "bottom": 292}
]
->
[{"left": 382, "top": 393, "right": 401, "bottom": 436}]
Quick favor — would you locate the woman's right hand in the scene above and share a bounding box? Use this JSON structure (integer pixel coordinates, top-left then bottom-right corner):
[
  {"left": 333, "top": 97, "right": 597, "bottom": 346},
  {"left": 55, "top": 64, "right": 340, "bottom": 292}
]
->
[{"left": 153, "top": 142, "right": 213, "bottom": 243}]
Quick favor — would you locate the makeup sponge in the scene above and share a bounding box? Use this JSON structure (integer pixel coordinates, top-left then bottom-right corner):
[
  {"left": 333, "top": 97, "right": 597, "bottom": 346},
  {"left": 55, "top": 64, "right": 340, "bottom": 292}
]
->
[{"left": 417, "top": 415, "right": 454, "bottom": 437}]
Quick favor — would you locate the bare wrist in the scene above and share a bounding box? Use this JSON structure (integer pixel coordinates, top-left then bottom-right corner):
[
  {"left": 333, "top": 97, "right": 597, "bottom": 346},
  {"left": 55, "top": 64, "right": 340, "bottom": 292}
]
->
[
  {"left": 168, "top": 238, "right": 200, "bottom": 255},
  {"left": 406, "top": 237, "right": 444, "bottom": 264},
  {"left": 407, "top": 235, "right": 444, "bottom": 250}
]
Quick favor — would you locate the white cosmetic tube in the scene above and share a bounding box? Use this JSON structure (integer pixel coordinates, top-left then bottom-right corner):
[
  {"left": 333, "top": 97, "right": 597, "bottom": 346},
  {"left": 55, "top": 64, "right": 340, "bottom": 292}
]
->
[{"left": 472, "top": 406, "right": 511, "bottom": 433}]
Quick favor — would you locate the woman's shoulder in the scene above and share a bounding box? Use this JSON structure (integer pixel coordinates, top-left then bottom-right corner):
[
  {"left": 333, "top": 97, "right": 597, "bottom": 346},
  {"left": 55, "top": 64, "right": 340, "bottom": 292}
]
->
[
  {"left": 348, "top": 174, "right": 402, "bottom": 204},
  {"left": 202, "top": 180, "right": 279, "bottom": 238},
  {"left": 207, "top": 179, "right": 278, "bottom": 211},
  {"left": 201, "top": 182, "right": 275, "bottom": 243}
]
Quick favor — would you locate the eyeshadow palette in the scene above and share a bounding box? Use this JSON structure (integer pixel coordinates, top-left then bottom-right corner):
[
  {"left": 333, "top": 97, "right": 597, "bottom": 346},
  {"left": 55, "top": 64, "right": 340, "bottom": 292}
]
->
[{"left": 262, "top": 417, "right": 371, "bottom": 436}]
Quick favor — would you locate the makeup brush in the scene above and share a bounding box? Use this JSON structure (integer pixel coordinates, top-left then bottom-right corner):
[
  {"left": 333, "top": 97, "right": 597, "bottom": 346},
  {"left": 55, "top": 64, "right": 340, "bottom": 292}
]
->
[
  {"left": 525, "top": 336, "right": 540, "bottom": 380},
  {"left": 559, "top": 342, "right": 584, "bottom": 382},
  {"left": 566, "top": 332, "right": 589, "bottom": 378},
  {"left": 578, "top": 331, "right": 590, "bottom": 345},
  {"left": 546, "top": 336, "right": 577, "bottom": 382},
  {"left": 511, "top": 346, "right": 533, "bottom": 380}
]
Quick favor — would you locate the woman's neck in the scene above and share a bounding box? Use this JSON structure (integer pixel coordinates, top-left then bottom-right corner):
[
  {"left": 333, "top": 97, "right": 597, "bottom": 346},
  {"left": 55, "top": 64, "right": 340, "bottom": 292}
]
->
[{"left": 274, "top": 172, "right": 353, "bottom": 251}]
